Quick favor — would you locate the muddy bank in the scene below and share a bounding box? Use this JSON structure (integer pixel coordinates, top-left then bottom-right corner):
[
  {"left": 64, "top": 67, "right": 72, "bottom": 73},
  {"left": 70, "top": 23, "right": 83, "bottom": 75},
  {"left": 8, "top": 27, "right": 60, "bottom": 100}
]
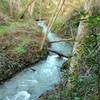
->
[{"left": 0, "top": 20, "right": 48, "bottom": 83}]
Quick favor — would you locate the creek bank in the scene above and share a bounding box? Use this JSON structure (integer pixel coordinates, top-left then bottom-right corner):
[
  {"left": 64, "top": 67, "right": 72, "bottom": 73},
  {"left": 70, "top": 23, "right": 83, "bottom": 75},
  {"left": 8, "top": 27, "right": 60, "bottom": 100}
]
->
[
  {"left": 0, "top": 19, "right": 48, "bottom": 83},
  {"left": 39, "top": 78, "right": 68, "bottom": 100}
]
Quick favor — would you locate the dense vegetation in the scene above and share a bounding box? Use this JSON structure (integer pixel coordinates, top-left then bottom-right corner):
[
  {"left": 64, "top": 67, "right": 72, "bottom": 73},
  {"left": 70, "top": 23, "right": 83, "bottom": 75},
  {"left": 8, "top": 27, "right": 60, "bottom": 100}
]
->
[{"left": 0, "top": 0, "right": 100, "bottom": 99}]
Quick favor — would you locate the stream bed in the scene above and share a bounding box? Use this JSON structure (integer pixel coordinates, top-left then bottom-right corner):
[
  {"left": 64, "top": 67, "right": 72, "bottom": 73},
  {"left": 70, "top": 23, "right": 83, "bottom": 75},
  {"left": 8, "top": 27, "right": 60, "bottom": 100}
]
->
[{"left": 0, "top": 21, "right": 72, "bottom": 100}]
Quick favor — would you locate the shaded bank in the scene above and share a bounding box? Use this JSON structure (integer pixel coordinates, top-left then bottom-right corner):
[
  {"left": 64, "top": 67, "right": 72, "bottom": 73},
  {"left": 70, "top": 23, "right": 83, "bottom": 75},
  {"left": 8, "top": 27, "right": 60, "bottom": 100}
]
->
[{"left": 0, "top": 19, "right": 48, "bottom": 83}]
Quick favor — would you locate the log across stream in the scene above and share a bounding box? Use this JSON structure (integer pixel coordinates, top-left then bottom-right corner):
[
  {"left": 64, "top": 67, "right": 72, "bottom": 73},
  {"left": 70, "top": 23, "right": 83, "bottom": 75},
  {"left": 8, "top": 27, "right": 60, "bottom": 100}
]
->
[{"left": 0, "top": 21, "right": 72, "bottom": 100}]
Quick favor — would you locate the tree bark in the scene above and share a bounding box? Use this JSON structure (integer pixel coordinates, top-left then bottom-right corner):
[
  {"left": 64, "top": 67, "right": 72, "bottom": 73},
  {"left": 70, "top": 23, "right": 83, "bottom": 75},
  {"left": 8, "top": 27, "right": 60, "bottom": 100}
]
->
[{"left": 9, "top": 0, "right": 13, "bottom": 16}]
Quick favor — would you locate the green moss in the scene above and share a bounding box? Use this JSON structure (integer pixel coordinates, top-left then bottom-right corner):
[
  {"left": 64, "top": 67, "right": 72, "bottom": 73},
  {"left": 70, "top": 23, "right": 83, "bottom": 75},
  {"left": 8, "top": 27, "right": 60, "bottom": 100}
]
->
[
  {"left": 12, "top": 35, "right": 32, "bottom": 54},
  {"left": 13, "top": 47, "right": 26, "bottom": 54},
  {"left": 0, "top": 25, "right": 9, "bottom": 33}
]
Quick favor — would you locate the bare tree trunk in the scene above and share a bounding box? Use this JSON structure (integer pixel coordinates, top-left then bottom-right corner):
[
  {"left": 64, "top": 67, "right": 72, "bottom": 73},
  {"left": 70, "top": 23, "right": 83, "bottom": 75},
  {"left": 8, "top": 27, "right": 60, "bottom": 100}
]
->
[{"left": 9, "top": 0, "right": 13, "bottom": 16}]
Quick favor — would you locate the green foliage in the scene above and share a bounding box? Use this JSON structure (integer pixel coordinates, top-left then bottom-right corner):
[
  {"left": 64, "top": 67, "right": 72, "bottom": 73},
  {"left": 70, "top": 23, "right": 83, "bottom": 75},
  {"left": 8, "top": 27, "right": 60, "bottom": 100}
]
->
[
  {"left": 13, "top": 47, "right": 26, "bottom": 54},
  {"left": 82, "top": 15, "right": 99, "bottom": 67},
  {"left": 0, "top": 48, "right": 23, "bottom": 82},
  {"left": 0, "top": 0, "right": 9, "bottom": 14},
  {"left": 64, "top": 12, "right": 80, "bottom": 38},
  {"left": 13, "top": 36, "right": 32, "bottom": 54},
  {"left": 0, "top": 25, "right": 9, "bottom": 33},
  {"left": 82, "top": 34, "right": 97, "bottom": 66},
  {"left": 79, "top": 9, "right": 87, "bottom": 17},
  {"left": 51, "top": 16, "right": 66, "bottom": 33},
  {"left": 47, "top": 13, "right": 99, "bottom": 100},
  {"left": 87, "top": 15, "right": 100, "bottom": 26}
]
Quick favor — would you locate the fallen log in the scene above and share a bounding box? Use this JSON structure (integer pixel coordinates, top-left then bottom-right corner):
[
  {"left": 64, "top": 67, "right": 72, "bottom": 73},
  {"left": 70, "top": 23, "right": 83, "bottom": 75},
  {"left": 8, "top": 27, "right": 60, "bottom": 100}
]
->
[
  {"left": 48, "top": 48, "right": 72, "bottom": 58},
  {"left": 49, "top": 38, "right": 74, "bottom": 43}
]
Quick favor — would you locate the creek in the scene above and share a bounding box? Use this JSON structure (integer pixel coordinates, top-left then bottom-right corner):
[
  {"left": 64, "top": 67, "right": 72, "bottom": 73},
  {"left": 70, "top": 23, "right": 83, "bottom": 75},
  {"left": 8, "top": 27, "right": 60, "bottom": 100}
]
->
[{"left": 0, "top": 21, "right": 72, "bottom": 100}]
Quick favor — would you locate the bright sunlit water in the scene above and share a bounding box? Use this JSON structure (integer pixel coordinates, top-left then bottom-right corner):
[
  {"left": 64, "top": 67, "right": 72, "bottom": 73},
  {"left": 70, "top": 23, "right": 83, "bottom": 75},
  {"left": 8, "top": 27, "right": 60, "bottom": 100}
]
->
[{"left": 0, "top": 21, "right": 72, "bottom": 100}]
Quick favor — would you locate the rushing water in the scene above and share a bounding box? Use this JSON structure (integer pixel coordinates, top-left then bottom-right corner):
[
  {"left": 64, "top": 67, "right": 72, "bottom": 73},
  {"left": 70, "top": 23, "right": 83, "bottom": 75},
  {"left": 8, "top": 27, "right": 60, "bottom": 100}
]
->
[{"left": 0, "top": 21, "right": 72, "bottom": 100}]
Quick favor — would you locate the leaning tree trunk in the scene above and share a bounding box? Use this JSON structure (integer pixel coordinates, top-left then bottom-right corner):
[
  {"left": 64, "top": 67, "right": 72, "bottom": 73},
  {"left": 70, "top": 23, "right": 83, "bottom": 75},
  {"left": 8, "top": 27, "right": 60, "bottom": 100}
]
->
[{"left": 67, "top": 0, "right": 95, "bottom": 90}]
